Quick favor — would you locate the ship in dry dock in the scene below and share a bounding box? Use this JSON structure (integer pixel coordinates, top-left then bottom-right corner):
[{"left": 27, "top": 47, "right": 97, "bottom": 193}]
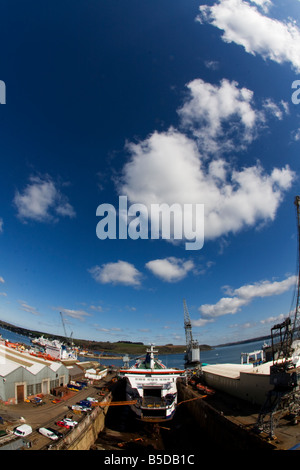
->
[{"left": 118, "top": 344, "right": 185, "bottom": 422}]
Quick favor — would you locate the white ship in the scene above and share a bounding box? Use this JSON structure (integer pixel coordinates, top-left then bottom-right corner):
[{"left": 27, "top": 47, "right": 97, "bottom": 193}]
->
[
  {"left": 119, "top": 344, "right": 185, "bottom": 422},
  {"left": 45, "top": 340, "right": 77, "bottom": 361},
  {"left": 31, "top": 335, "right": 77, "bottom": 361}
]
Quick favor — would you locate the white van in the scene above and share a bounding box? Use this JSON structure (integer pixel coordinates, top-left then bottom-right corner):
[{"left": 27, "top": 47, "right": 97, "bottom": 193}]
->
[
  {"left": 38, "top": 427, "right": 59, "bottom": 440},
  {"left": 13, "top": 424, "right": 32, "bottom": 437}
]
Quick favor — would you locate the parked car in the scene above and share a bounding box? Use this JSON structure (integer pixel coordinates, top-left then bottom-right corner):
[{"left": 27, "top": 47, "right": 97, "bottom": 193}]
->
[
  {"left": 56, "top": 420, "right": 71, "bottom": 429},
  {"left": 46, "top": 427, "right": 64, "bottom": 439},
  {"left": 71, "top": 404, "right": 91, "bottom": 412},
  {"left": 79, "top": 400, "right": 92, "bottom": 407},
  {"left": 38, "top": 427, "right": 59, "bottom": 440},
  {"left": 63, "top": 418, "right": 78, "bottom": 427},
  {"left": 55, "top": 418, "right": 78, "bottom": 429},
  {"left": 13, "top": 424, "right": 32, "bottom": 437},
  {"left": 86, "top": 397, "right": 98, "bottom": 403}
]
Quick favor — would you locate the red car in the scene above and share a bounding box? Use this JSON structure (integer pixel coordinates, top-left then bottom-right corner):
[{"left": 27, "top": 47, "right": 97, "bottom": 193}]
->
[
  {"left": 55, "top": 418, "right": 78, "bottom": 429},
  {"left": 56, "top": 420, "right": 70, "bottom": 429}
]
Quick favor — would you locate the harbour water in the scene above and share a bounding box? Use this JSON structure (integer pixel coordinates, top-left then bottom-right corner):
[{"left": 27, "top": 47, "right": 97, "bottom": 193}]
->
[
  {"left": 0, "top": 326, "right": 268, "bottom": 369},
  {"left": 94, "top": 338, "right": 268, "bottom": 369}
]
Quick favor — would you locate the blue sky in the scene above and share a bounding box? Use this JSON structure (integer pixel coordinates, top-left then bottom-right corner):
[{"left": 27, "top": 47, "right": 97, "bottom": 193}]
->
[{"left": 1, "top": 0, "right": 300, "bottom": 347}]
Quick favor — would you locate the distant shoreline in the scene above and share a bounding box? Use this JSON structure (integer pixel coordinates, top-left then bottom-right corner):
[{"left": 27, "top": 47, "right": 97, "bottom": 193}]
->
[
  {"left": 0, "top": 318, "right": 271, "bottom": 353},
  {"left": 214, "top": 335, "right": 271, "bottom": 349}
]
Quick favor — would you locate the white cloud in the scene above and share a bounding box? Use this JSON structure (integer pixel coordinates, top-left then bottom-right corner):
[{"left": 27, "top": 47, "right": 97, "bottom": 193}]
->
[
  {"left": 145, "top": 257, "right": 194, "bottom": 282},
  {"left": 198, "top": 275, "right": 297, "bottom": 318},
  {"left": 178, "top": 78, "right": 288, "bottom": 154},
  {"left": 14, "top": 175, "right": 76, "bottom": 222},
  {"left": 178, "top": 78, "right": 257, "bottom": 153},
  {"left": 260, "top": 313, "right": 288, "bottom": 325},
  {"left": 120, "top": 128, "right": 294, "bottom": 242},
  {"left": 0, "top": 277, "right": 4, "bottom": 284},
  {"left": 249, "top": 0, "right": 272, "bottom": 13},
  {"left": 58, "top": 307, "right": 91, "bottom": 321},
  {"left": 89, "top": 305, "right": 103, "bottom": 312},
  {"left": 89, "top": 260, "right": 142, "bottom": 286},
  {"left": 95, "top": 326, "right": 123, "bottom": 333},
  {"left": 197, "top": 0, "right": 300, "bottom": 72},
  {"left": 0, "top": 292, "right": 7, "bottom": 296},
  {"left": 292, "top": 128, "right": 300, "bottom": 141},
  {"left": 204, "top": 60, "right": 219, "bottom": 70},
  {"left": 192, "top": 317, "right": 215, "bottom": 327},
  {"left": 226, "top": 275, "right": 297, "bottom": 299},
  {"left": 18, "top": 301, "right": 40, "bottom": 316},
  {"left": 0, "top": 218, "right": 3, "bottom": 233}
]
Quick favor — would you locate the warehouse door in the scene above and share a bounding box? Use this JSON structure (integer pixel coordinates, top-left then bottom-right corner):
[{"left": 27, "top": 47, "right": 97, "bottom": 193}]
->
[
  {"left": 17, "top": 385, "right": 24, "bottom": 403},
  {"left": 42, "top": 380, "right": 48, "bottom": 395}
]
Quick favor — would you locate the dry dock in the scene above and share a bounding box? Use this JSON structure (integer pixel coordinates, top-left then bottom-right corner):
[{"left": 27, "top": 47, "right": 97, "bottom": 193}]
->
[
  {"left": 176, "top": 379, "right": 300, "bottom": 451},
  {"left": 94, "top": 377, "right": 300, "bottom": 452},
  {"left": 2, "top": 372, "right": 300, "bottom": 452}
]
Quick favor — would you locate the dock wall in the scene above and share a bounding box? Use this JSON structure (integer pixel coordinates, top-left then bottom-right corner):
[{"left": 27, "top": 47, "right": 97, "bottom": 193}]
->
[{"left": 177, "top": 381, "right": 274, "bottom": 450}]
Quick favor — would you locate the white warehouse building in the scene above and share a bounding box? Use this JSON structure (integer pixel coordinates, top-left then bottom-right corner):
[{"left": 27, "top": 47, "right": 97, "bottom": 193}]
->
[{"left": 0, "top": 343, "right": 70, "bottom": 404}]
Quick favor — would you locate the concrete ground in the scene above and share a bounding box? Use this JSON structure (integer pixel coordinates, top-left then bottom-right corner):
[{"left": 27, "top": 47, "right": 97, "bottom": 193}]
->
[{"left": 0, "top": 375, "right": 114, "bottom": 450}]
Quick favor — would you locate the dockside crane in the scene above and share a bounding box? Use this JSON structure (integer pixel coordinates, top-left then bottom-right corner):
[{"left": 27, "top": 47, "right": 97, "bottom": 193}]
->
[
  {"left": 60, "top": 311, "right": 73, "bottom": 346},
  {"left": 255, "top": 196, "right": 300, "bottom": 438},
  {"left": 183, "top": 299, "right": 200, "bottom": 366}
]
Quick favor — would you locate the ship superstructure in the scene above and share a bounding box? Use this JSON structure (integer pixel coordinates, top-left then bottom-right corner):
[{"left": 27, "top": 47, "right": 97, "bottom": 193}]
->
[{"left": 119, "top": 344, "right": 185, "bottom": 422}]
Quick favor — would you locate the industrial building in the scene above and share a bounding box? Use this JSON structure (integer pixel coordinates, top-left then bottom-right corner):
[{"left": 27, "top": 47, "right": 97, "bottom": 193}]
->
[
  {"left": 201, "top": 361, "right": 273, "bottom": 406},
  {"left": 0, "top": 343, "right": 70, "bottom": 404}
]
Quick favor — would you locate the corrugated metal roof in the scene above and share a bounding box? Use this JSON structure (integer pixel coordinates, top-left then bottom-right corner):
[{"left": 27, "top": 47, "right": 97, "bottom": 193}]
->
[{"left": 0, "top": 344, "right": 66, "bottom": 376}]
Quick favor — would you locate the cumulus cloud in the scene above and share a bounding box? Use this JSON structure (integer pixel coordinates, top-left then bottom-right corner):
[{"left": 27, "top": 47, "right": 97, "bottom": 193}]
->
[
  {"left": 197, "top": 275, "right": 297, "bottom": 319},
  {"left": 119, "top": 128, "right": 294, "bottom": 242},
  {"left": 225, "top": 275, "right": 297, "bottom": 299},
  {"left": 145, "top": 257, "right": 194, "bottom": 282},
  {"left": 197, "top": 0, "right": 300, "bottom": 72},
  {"left": 0, "top": 277, "right": 4, "bottom": 284},
  {"left": 14, "top": 175, "right": 76, "bottom": 222},
  {"left": 178, "top": 78, "right": 257, "bottom": 153},
  {"left": 89, "top": 260, "right": 142, "bottom": 286},
  {"left": 178, "top": 78, "right": 288, "bottom": 154}
]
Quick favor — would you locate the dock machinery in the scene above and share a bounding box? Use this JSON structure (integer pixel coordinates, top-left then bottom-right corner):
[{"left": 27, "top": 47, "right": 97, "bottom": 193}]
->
[
  {"left": 183, "top": 299, "right": 200, "bottom": 366},
  {"left": 255, "top": 196, "right": 300, "bottom": 439}
]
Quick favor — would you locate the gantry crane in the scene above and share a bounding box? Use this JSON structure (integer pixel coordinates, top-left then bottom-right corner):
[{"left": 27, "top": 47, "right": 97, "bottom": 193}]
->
[
  {"left": 183, "top": 299, "right": 200, "bottom": 366},
  {"left": 255, "top": 196, "right": 300, "bottom": 438},
  {"left": 60, "top": 311, "right": 73, "bottom": 346}
]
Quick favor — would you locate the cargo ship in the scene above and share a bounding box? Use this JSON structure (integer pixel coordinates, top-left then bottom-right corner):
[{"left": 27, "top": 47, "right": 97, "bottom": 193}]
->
[{"left": 119, "top": 344, "right": 185, "bottom": 422}]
